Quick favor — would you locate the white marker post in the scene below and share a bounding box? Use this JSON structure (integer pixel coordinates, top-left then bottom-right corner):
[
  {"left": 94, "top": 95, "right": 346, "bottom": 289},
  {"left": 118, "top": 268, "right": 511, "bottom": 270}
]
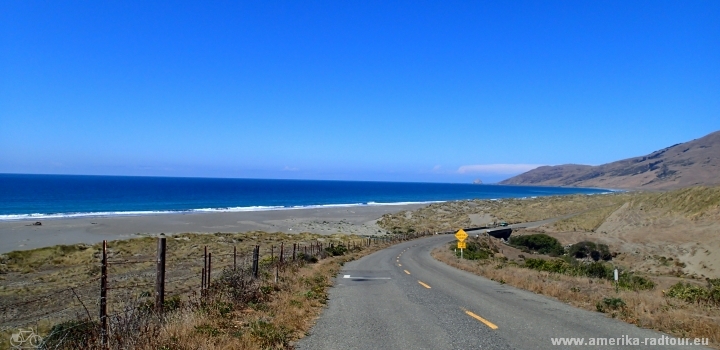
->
[{"left": 614, "top": 268, "right": 619, "bottom": 293}]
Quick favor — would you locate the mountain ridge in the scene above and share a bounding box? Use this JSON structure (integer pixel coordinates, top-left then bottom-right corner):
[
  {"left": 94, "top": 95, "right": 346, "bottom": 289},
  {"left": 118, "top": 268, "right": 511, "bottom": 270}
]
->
[{"left": 500, "top": 130, "right": 720, "bottom": 190}]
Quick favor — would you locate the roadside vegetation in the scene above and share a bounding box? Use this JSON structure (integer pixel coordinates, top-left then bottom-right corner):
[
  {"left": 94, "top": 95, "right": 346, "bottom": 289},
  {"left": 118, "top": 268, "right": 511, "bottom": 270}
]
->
[
  {"left": 378, "top": 186, "right": 720, "bottom": 236},
  {"left": 377, "top": 193, "right": 630, "bottom": 234},
  {"left": 0, "top": 231, "right": 418, "bottom": 350},
  {"left": 455, "top": 235, "right": 654, "bottom": 291},
  {"left": 437, "top": 236, "right": 719, "bottom": 347}
]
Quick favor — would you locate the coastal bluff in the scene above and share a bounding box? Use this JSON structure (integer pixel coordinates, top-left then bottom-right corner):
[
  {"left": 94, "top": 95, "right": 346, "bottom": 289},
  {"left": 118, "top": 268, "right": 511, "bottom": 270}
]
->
[{"left": 500, "top": 130, "right": 720, "bottom": 190}]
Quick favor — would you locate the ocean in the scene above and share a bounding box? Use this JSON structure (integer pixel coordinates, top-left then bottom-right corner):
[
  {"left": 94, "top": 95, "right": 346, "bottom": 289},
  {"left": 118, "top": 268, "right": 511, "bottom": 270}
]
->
[{"left": 0, "top": 174, "right": 611, "bottom": 220}]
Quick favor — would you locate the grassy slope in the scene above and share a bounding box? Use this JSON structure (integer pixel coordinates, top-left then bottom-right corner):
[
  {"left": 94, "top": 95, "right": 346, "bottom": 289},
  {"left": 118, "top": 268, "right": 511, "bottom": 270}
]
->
[
  {"left": 0, "top": 231, "right": 403, "bottom": 350},
  {"left": 433, "top": 247, "right": 720, "bottom": 347},
  {"left": 381, "top": 186, "right": 720, "bottom": 346}
]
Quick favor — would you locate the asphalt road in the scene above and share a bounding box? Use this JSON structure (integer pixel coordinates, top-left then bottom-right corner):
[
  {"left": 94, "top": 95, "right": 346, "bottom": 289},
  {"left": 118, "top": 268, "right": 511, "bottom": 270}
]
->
[{"left": 297, "top": 235, "right": 707, "bottom": 350}]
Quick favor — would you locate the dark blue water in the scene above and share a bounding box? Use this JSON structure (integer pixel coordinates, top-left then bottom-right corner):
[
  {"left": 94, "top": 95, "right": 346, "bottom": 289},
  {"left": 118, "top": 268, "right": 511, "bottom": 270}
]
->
[{"left": 0, "top": 174, "right": 611, "bottom": 220}]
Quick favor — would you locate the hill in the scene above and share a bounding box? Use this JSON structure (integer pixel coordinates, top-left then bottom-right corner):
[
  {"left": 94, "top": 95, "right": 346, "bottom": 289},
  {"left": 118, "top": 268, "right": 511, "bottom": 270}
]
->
[{"left": 500, "top": 130, "right": 720, "bottom": 190}]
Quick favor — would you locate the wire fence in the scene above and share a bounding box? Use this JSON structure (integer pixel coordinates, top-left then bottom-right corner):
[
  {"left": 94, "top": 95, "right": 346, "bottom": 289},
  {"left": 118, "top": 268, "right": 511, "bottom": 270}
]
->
[{"left": 0, "top": 232, "right": 430, "bottom": 349}]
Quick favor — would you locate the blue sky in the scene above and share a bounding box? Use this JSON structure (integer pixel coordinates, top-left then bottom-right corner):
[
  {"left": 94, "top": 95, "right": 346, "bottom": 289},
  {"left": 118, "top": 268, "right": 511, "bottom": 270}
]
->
[{"left": 1, "top": 1, "right": 718, "bottom": 183}]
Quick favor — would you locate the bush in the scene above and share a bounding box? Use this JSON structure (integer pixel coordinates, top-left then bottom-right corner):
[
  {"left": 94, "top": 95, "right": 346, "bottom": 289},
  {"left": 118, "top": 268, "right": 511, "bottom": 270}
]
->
[
  {"left": 324, "top": 244, "right": 347, "bottom": 256},
  {"left": 509, "top": 234, "right": 565, "bottom": 256},
  {"left": 452, "top": 241, "right": 494, "bottom": 260},
  {"left": 42, "top": 319, "right": 99, "bottom": 349},
  {"left": 583, "top": 262, "right": 612, "bottom": 279},
  {"left": 259, "top": 256, "right": 278, "bottom": 267},
  {"left": 568, "top": 241, "right": 612, "bottom": 261},
  {"left": 524, "top": 258, "right": 572, "bottom": 274},
  {"left": 618, "top": 273, "right": 655, "bottom": 291},
  {"left": 523, "top": 258, "right": 653, "bottom": 290},
  {"left": 666, "top": 282, "right": 720, "bottom": 305},
  {"left": 249, "top": 320, "right": 292, "bottom": 348},
  {"left": 596, "top": 297, "right": 626, "bottom": 313},
  {"left": 456, "top": 249, "right": 491, "bottom": 260},
  {"left": 297, "top": 253, "right": 318, "bottom": 263},
  {"left": 213, "top": 268, "right": 266, "bottom": 305}
]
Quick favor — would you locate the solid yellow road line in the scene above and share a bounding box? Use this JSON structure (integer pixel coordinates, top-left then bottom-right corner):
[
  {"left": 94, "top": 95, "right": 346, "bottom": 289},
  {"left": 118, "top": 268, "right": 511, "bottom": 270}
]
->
[
  {"left": 404, "top": 270, "right": 411, "bottom": 274},
  {"left": 418, "top": 281, "right": 431, "bottom": 289},
  {"left": 462, "top": 308, "right": 498, "bottom": 330}
]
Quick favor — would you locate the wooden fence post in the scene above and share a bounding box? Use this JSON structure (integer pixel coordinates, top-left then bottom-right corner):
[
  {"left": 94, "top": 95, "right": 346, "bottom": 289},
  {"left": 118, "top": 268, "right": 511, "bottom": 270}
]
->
[
  {"left": 156, "top": 237, "right": 166, "bottom": 315},
  {"left": 208, "top": 252, "right": 212, "bottom": 290},
  {"left": 203, "top": 246, "right": 207, "bottom": 297},
  {"left": 292, "top": 243, "right": 296, "bottom": 261},
  {"left": 280, "top": 242, "right": 284, "bottom": 263},
  {"left": 233, "top": 246, "right": 237, "bottom": 271},
  {"left": 100, "top": 240, "right": 108, "bottom": 350},
  {"left": 252, "top": 245, "right": 259, "bottom": 278}
]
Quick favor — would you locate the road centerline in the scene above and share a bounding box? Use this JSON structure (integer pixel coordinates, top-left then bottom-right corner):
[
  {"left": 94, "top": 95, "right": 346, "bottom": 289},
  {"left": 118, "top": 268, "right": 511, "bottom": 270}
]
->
[
  {"left": 462, "top": 308, "right": 498, "bottom": 330},
  {"left": 404, "top": 270, "right": 411, "bottom": 274},
  {"left": 418, "top": 280, "right": 431, "bottom": 289}
]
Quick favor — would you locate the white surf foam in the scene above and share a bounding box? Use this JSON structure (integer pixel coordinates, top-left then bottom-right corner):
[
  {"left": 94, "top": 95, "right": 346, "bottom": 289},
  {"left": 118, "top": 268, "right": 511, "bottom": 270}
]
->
[{"left": 0, "top": 201, "right": 444, "bottom": 221}]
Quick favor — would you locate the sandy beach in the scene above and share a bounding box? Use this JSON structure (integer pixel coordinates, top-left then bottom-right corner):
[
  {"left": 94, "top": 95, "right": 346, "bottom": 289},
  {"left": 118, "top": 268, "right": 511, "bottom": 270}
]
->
[{"left": 0, "top": 204, "right": 427, "bottom": 254}]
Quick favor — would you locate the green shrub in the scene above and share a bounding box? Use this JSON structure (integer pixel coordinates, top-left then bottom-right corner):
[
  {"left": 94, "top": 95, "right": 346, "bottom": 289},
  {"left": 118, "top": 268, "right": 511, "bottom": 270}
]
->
[
  {"left": 259, "top": 256, "right": 278, "bottom": 267},
  {"left": 523, "top": 258, "right": 653, "bottom": 290},
  {"left": 42, "top": 319, "right": 99, "bottom": 349},
  {"left": 568, "top": 241, "right": 612, "bottom": 261},
  {"left": 618, "top": 273, "right": 655, "bottom": 291},
  {"left": 509, "top": 234, "right": 565, "bottom": 256},
  {"left": 297, "top": 253, "right": 318, "bottom": 263},
  {"left": 195, "top": 324, "right": 221, "bottom": 337},
  {"left": 524, "top": 258, "right": 572, "bottom": 274},
  {"left": 249, "top": 320, "right": 292, "bottom": 348},
  {"left": 596, "top": 297, "right": 626, "bottom": 313},
  {"left": 583, "top": 262, "right": 612, "bottom": 279},
  {"left": 452, "top": 241, "right": 494, "bottom": 260},
  {"left": 164, "top": 295, "right": 182, "bottom": 313},
  {"left": 666, "top": 282, "right": 719, "bottom": 305},
  {"left": 324, "top": 244, "right": 347, "bottom": 256}
]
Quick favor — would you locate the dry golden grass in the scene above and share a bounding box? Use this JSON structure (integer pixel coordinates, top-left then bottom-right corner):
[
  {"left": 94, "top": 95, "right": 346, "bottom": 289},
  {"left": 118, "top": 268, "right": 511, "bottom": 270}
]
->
[
  {"left": 550, "top": 203, "right": 625, "bottom": 232},
  {"left": 377, "top": 193, "right": 630, "bottom": 234},
  {"left": 378, "top": 186, "right": 720, "bottom": 236},
  {"left": 129, "top": 252, "right": 353, "bottom": 349},
  {"left": 0, "top": 231, "right": 358, "bottom": 299},
  {"left": 629, "top": 186, "right": 720, "bottom": 220},
  {"left": 0, "top": 231, "right": 408, "bottom": 350},
  {"left": 432, "top": 248, "right": 720, "bottom": 348}
]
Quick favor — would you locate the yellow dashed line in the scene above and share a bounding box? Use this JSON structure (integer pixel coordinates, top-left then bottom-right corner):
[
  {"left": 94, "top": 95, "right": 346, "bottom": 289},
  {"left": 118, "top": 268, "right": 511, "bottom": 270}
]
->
[
  {"left": 462, "top": 308, "right": 498, "bottom": 330},
  {"left": 404, "top": 270, "right": 411, "bottom": 274},
  {"left": 398, "top": 264, "right": 402, "bottom": 266},
  {"left": 418, "top": 281, "right": 431, "bottom": 289}
]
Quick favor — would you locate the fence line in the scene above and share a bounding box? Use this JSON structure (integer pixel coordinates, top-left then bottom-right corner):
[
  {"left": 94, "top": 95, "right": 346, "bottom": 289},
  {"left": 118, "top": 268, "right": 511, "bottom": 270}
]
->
[{"left": 1, "top": 231, "right": 435, "bottom": 347}]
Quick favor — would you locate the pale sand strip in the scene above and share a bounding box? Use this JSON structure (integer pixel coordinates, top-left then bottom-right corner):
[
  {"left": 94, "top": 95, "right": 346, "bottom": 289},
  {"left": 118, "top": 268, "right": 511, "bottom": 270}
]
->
[{"left": 0, "top": 204, "right": 428, "bottom": 254}]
